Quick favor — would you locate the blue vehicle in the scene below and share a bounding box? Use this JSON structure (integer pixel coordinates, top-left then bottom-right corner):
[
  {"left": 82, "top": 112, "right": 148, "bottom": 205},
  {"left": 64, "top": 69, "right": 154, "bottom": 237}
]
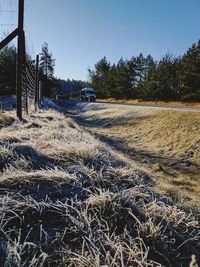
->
[{"left": 80, "top": 87, "right": 96, "bottom": 102}]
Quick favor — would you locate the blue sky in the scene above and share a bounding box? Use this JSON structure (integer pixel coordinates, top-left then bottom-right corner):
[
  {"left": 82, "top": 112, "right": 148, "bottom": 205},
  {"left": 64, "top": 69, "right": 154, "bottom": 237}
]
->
[{"left": 0, "top": 0, "right": 200, "bottom": 81}]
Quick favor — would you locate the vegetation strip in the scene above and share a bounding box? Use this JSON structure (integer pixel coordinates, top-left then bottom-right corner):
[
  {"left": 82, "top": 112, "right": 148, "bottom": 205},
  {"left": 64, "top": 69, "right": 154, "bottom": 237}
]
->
[{"left": 0, "top": 104, "right": 199, "bottom": 266}]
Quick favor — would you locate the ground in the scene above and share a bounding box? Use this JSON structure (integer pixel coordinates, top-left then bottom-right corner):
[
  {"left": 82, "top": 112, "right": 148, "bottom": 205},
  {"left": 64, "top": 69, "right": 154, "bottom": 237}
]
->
[
  {"left": 66, "top": 101, "right": 200, "bottom": 206},
  {"left": 0, "top": 101, "right": 199, "bottom": 266}
]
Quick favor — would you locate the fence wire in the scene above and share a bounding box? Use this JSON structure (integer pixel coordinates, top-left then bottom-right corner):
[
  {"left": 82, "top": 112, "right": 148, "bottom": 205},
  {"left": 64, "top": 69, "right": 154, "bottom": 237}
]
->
[
  {"left": 0, "top": 54, "right": 38, "bottom": 114},
  {"left": 21, "top": 55, "right": 37, "bottom": 114},
  {"left": 0, "top": 1, "right": 40, "bottom": 118}
]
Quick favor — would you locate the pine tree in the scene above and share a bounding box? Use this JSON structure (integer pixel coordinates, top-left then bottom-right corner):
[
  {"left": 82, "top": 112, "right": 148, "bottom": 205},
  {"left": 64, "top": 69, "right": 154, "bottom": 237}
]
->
[
  {"left": 39, "top": 43, "right": 56, "bottom": 97},
  {"left": 178, "top": 40, "right": 200, "bottom": 101},
  {"left": 39, "top": 42, "right": 55, "bottom": 78},
  {"left": 89, "top": 57, "right": 111, "bottom": 98}
]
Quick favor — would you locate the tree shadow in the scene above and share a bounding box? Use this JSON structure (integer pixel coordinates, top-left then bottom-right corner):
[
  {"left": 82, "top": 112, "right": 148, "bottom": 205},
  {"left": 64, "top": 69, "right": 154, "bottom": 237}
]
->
[
  {"left": 12, "top": 144, "right": 55, "bottom": 170},
  {"left": 0, "top": 178, "right": 89, "bottom": 202},
  {"left": 93, "top": 132, "right": 200, "bottom": 176},
  {"left": 0, "top": 143, "right": 56, "bottom": 172},
  {"left": 47, "top": 100, "right": 200, "bottom": 178}
]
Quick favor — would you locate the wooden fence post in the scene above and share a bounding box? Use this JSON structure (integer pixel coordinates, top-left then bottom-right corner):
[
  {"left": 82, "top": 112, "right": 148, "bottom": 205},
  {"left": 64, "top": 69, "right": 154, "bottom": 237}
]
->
[
  {"left": 16, "top": 0, "right": 24, "bottom": 120},
  {"left": 35, "top": 55, "right": 39, "bottom": 111}
]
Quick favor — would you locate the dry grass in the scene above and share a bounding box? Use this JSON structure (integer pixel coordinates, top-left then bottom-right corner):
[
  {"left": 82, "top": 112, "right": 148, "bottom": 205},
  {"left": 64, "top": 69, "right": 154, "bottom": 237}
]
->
[
  {"left": 0, "top": 103, "right": 199, "bottom": 266},
  {"left": 0, "top": 110, "right": 15, "bottom": 128},
  {"left": 98, "top": 98, "right": 200, "bottom": 108},
  {"left": 71, "top": 102, "right": 200, "bottom": 205}
]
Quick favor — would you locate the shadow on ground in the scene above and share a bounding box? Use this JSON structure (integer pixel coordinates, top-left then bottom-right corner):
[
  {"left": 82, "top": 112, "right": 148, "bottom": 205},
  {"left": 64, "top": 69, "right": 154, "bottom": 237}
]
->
[{"left": 54, "top": 100, "right": 200, "bottom": 177}]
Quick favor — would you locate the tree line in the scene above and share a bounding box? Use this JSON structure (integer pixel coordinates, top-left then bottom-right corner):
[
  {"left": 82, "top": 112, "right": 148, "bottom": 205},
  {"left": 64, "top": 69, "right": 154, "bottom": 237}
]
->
[
  {"left": 0, "top": 42, "right": 56, "bottom": 97},
  {"left": 0, "top": 45, "right": 16, "bottom": 96},
  {"left": 89, "top": 39, "right": 200, "bottom": 101},
  {"left": 2, "top": 39, "right": 200, "bottom": 101},
  {"left": 0, "top": 42, "right": 89, "bottom": 98}
]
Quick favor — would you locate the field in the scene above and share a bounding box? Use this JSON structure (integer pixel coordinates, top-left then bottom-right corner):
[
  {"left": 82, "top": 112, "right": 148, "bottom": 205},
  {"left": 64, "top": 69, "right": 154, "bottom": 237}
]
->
[
  {"left": 0, "top": 101, "right": 199, "bottom": 266},
  {"left": 72, "top": 102, "right": 200, "bottom": 206}
]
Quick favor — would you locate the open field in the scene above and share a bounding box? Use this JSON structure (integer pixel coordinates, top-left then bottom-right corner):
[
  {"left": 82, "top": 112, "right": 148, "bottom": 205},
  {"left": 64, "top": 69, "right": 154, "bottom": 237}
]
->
[
  {"left": 65, "top": 101, "right": 200, "bottom": 206},
  {"left": 98, "top": 98, "right": 200, "bottom": 108},
  {"left": 0, "top": 102, "right": 200, "bottom": 266}
]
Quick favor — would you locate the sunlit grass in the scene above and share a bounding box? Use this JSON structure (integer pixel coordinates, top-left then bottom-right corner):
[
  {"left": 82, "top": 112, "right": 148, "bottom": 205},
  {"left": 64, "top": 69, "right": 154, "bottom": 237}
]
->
[
  {"left": 98, "top": 98, "right": 200, "bottom": 107},
  {"left": 79, "top": 102, "right": 200, "bottom": 205},
  {"left": 0, "top": 104, "right": 199, "bottom": 266}
]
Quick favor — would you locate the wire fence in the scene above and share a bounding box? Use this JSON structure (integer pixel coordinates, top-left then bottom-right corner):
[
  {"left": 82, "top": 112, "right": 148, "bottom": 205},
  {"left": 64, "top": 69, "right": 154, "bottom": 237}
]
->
[
  {"left": 0, "top": 0, "right": 42, "bottom": 119},
  {"left": 22, "top": 55, "right": 37, "bottom": 113},
  {"left": 0, "top": 53, "right": 40, "bottom": 114},
  {"left": 0, "top": 96, "right": 16, "bottom": 110}
]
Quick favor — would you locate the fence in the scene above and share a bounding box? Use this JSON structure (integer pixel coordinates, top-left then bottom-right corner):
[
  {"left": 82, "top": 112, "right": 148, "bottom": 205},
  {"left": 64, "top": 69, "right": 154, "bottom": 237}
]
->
[
  {"left": 0, "top": 0, "right": 41, "bottom": 119},
  {"left": 22, "top": 55, "right": 38, "bottom": 113},
  {"left": 0, "top": 52, "right": 41, "bottom": 115},
  {"left": 0, "top": 96, "right": 16, "bottom": 111}
]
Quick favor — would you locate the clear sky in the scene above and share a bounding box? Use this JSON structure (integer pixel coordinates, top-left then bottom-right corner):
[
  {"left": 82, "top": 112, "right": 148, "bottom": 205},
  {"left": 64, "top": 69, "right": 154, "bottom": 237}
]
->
[{"left": 0, "top": 0, "right": 200, "bottom": 81}]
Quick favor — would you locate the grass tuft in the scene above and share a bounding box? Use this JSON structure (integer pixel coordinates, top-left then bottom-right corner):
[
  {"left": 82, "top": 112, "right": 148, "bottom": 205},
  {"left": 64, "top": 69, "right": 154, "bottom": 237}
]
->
[{"left": 0, "top": 106, "right": 199, "bottom": 266}]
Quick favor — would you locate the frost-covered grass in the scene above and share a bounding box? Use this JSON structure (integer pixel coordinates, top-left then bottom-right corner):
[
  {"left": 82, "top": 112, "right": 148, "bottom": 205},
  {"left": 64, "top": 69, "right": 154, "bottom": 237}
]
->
[{"left": 0, "top": 105, "right": 199, "bottom": 266}]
